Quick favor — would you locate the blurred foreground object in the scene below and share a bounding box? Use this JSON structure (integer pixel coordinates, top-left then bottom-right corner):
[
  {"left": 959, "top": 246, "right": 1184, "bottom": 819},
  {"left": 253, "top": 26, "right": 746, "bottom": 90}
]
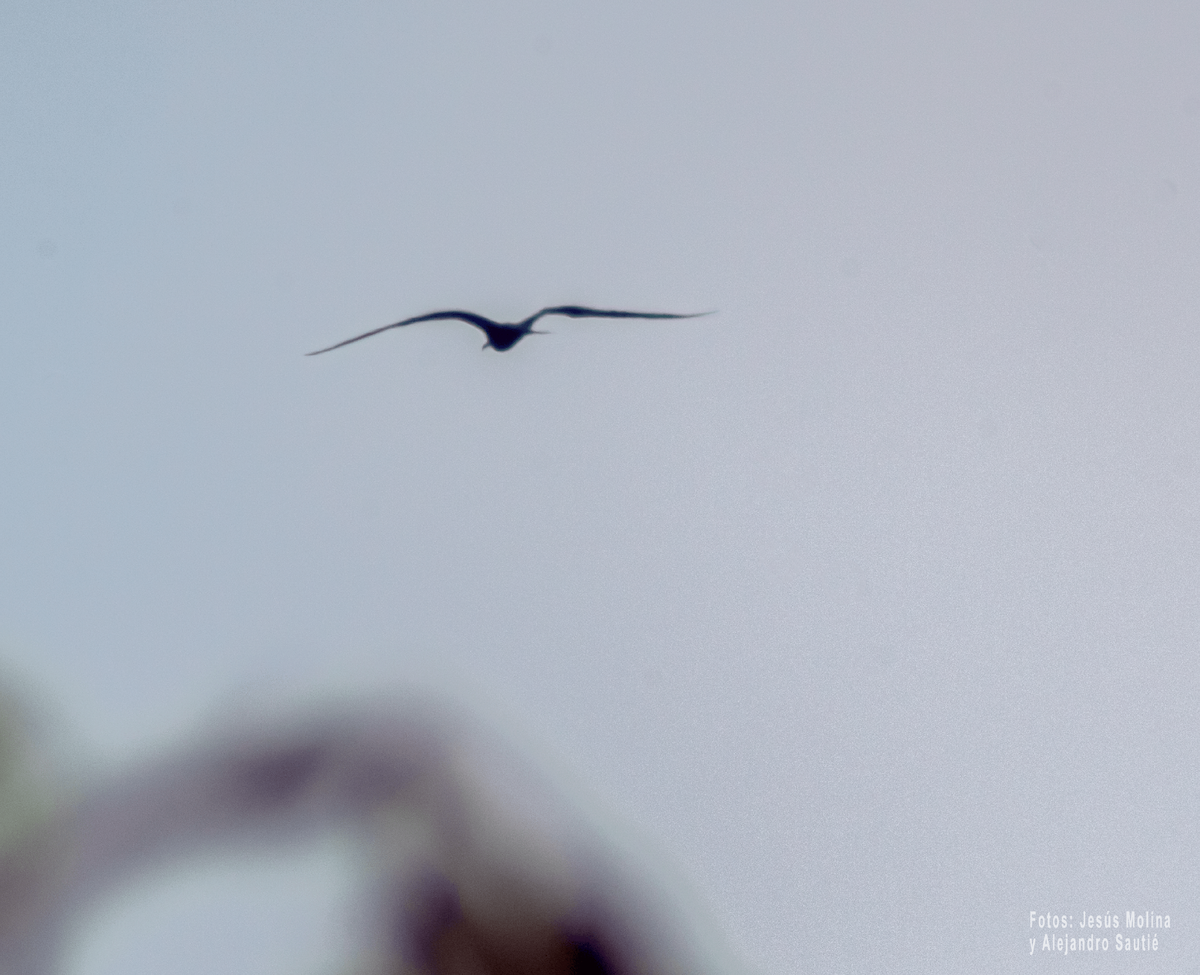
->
[{"left": 0, "top": 691, "right": 736, "bottom": 975}]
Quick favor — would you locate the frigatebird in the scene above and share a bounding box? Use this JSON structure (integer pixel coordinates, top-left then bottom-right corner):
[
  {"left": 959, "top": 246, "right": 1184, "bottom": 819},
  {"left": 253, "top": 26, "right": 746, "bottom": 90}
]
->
[{"left": 306, "top": 305, "right": 710, "bottom": 355}]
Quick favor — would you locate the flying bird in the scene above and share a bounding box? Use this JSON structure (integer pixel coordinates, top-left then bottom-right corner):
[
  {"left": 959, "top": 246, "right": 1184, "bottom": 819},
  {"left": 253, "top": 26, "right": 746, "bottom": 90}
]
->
[{"left": 306, "top": 305, "right": 711, "bottom": 355}]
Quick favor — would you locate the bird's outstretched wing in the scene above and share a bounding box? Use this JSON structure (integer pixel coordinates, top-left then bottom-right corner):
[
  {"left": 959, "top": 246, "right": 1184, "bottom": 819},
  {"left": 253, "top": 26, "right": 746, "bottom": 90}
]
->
[
  {"left": 306, "top": 310, "right": 500, "bottom": 356},
  {"left": 522, "top": 306, "right": 713, "bottom": 328}
]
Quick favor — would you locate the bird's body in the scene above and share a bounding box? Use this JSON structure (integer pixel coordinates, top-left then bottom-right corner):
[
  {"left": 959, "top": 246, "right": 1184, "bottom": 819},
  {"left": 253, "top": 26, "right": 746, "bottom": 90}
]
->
[{"left": 306, "top": 305, "right": 710, "bottom": 355}]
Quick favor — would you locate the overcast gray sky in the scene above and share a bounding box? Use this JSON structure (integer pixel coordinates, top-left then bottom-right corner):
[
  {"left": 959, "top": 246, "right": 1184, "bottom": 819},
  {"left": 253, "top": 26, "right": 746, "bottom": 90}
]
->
[{"left": 3, "top": 1, "right": 1199, "bottom": 972}]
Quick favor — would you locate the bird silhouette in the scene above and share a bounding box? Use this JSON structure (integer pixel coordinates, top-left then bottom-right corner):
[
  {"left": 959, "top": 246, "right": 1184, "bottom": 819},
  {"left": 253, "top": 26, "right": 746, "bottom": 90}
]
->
[{"left": 306, "top": 305, "right": 711, "bottom": 355}]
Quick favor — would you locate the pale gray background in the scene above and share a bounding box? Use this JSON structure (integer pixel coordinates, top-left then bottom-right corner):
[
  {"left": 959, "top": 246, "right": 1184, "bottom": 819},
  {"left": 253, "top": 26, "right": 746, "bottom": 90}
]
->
[{"left": 2, "top": 0, "right": 1198, "bottom": 972}]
